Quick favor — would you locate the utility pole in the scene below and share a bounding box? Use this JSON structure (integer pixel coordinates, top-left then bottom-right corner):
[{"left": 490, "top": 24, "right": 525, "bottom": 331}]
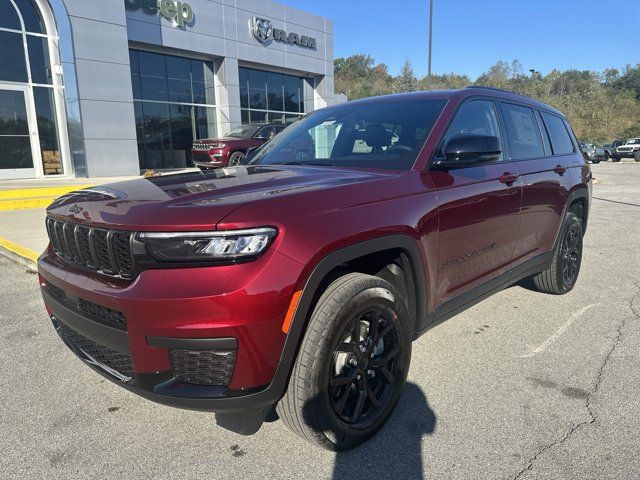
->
[{"left": 427, "top": 0, "right": 434, "bottom": 77}]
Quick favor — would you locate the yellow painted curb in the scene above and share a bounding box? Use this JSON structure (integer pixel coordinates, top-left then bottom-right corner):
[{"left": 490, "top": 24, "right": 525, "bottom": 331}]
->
[
  {"left": 0, "top": 196, "right": 58, "bottom": 211},
  {"left": 0, "top": 236, "right": 39, "bottom": 264},
  {"left": 0, "top": 185, "right": 94, "bottom": 199}
]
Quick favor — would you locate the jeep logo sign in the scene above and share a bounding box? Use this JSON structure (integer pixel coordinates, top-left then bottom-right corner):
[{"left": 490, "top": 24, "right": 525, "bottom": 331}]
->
[
  {"left": 250, "top": 17, "right": 316, "bottom": 49},
  {"left": 125, "top": 0, "right": 194, "bottom": 27}
]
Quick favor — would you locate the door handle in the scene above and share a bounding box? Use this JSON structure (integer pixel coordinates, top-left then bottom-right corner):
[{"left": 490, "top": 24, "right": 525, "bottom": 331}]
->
[
  {"left": 499, "top": 172, "right": 520, "bottom": 184},
  {"left": 553, "top": 165, "right": 567, "bottom": 175}
]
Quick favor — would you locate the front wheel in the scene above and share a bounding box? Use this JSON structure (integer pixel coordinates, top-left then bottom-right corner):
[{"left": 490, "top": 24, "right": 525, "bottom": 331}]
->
[
  {"left": 634, "top": 152, "right": 640, "bottom": 162},
  {"left": 228, "top": 151, "right": 246, "bottom": 166},
  {"left": 530, "top": 213, "right": 583, "bottom": 295},
  {"left": 277, "top": 273, "right": 411, "bottom": 451}
]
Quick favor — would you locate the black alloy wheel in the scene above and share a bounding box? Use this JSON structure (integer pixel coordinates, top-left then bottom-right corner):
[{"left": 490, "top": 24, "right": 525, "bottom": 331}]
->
[
  {"left": 329, "top": 307, "right": 401, "bottom": 428},
  {"left": 561, "top": 221, "right": 582, "bottom": 288}
]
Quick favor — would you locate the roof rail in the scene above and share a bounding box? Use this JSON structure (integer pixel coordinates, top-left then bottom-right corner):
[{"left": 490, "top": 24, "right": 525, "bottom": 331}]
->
[{"left": 465, "top": 85, "right": 516, "bottom": 94}]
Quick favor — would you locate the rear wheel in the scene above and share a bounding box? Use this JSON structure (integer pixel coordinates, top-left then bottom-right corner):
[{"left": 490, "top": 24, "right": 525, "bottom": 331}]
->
[
  {"left": 634, "top": 152, "right": 640, "bottom": 162},
  {"left": 530, "top": 213, "right": 583, "bottom": 295},
  {"left": 277, "top": 273, "right": 411, "bottom": 451}
]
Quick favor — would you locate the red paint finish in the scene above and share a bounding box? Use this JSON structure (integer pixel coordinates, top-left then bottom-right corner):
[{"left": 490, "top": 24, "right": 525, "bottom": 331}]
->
[{"left": 38, "top": 88, "right": 591, "bottom": 411}]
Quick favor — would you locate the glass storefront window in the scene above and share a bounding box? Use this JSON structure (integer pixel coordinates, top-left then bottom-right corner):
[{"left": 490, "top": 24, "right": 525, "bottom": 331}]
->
[
  {"left": 0, "top": 31, "right": 28, "bottom": 83},
  {"left": 130, "top": 49, "right": 217, "bottom": 170},
  {"left": 27, "top": 36, "right": 53, "bottom": 85},
  {"left": 239, "top": 66, "right": 305, "bottom": 125},
  {"left": 0, "top": 0, "right": 21, "bottom": 30},
  {"left": 33, "top": 87, "right": 62, "bottom": 174},
  {"left": 13, "top": 0, "right": 45, "bottom": 33},
  {"left": 0, "top": 0, "right": 65, "bottom": 178}
]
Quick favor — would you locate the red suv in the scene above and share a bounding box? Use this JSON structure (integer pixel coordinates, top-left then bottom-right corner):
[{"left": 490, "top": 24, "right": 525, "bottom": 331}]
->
[
  {"left": 39, "top": 87, "right": 591, "bottom": 451},
  {"left": 192, "top": 123, "right": 286, "bottom": 168}
]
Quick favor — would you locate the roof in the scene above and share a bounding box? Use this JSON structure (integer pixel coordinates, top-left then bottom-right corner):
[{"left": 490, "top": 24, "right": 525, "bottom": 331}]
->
[{"left": 336, "top": 87, "right": 566, "bottom": 118}]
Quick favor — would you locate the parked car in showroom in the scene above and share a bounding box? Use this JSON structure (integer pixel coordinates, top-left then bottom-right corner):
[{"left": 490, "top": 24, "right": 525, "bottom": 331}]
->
[
  {"left": 192, "top": 124, "right": 287, "bottom": 169},
  {"left": 603, "top": 140, "right": 625, "bottom": 161},
  {"left": 615, "top": 138, "right": 640, "bottom": 161},
  {"left": 38, "top": 87, "right": 591, "bottom": 451}
]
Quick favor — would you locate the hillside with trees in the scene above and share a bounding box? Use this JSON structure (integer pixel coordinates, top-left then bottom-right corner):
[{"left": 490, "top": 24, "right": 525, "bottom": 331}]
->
[{"left": 334, "top": 55, "right": 640, "bottom": 143}]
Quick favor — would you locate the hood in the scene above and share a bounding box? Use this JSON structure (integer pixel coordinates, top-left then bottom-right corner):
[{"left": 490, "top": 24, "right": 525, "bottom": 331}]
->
[{"left": 47, "top": 166, "right": 395, "bottom": 231}]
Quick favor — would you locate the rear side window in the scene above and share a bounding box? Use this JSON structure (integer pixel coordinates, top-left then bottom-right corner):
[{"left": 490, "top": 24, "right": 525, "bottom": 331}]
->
[
  {"left": 501, "top": 103, "right": 544, "bottom": 160},
  {"left": 541, "top": 112, "right": 574, "bottom": 155}
]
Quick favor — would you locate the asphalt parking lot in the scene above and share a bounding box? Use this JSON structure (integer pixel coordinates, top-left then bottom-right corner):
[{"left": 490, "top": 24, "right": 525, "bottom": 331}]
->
[{"left": 1, "top": 162, "right": 639, "bottom": 480}]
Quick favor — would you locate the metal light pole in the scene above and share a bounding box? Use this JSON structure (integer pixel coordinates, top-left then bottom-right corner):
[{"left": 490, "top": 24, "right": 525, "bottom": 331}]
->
[{"left": 427, "top": 0, "right": 433, "bottom": 77}]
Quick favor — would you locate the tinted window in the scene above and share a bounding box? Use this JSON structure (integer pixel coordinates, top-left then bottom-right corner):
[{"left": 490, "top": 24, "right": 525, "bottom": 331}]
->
[
  {"left": 501, "top": 103, "right": 544, "bottom": 159},
  {"left": 541, "top": 112, "right": 573, "bottom": 155},
  {"left": 441, "top": 100, "right": 502, "bottom": 160},
  {"left": 251, "top": 99, "right": 447, "bottom": 171},
  {"left": 27, "top": 36, "right": 52, "bottom": 84}
]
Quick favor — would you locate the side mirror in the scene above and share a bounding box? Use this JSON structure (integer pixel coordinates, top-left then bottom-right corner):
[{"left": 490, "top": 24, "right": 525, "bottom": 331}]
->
[{"left": 435, "top": 134, "right": 502, "bottom": 169}]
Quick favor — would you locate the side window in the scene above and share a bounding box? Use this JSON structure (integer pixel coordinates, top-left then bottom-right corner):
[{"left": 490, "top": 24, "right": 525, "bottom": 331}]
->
[
  {"left": 441, "top": 100, "right": 502, "bottom": 160},
  {"left": 501, "top": 103, "right": 544, "bottom": 160},
  {"left": 256, "top": 126, "right": 273, "bottom": 139},
  {"left": 541, "top": 112, "right": 574, "bottom": 155}
]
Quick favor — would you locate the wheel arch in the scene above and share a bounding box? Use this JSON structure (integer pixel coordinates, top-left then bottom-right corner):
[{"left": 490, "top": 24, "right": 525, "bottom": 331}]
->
[
  {"left": 566, "top": 187, "right": 589, "bottom": 233},
  {"left": 277, "top": 235, "right": 428, "bottom": 381}
]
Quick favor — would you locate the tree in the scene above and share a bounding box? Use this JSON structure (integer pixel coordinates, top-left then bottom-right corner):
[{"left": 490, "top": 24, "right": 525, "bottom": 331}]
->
[
  {"left": 394, "top": 60, "right": 418, "bottom": 93},
  {"left": 334, "top": 54, "right": 640, "bottom": 143}
]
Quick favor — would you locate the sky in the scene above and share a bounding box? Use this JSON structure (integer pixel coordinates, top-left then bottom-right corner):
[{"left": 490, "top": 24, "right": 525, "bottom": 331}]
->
[{"left": 279, "top": 0, "right": 640, "bottom": 79}]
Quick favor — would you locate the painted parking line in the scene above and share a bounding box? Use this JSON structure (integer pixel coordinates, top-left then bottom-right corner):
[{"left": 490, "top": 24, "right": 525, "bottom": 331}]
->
[{"left": 518, "top": 303, "right": 598, "bottom": 358}]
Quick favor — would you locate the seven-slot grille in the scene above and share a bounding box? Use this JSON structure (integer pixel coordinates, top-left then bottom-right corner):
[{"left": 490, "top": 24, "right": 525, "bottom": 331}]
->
[
  {"left": 46, "top": 217, "right": 135, "bottom": 279},
  {"left": 192, "top": 143, "right": 214, "bottom": 151}
]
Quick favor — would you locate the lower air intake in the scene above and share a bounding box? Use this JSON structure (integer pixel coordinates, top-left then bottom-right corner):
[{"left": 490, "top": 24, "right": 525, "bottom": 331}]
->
[{"left": 170, "top": 349, "right": 236, "bottom": 386}]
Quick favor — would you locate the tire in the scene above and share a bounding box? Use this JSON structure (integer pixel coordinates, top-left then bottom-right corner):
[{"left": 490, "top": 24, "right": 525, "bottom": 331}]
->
[
  {"left": 604, "top": 152, "right": 610, "bottom": 160},
  {"left": 634, "top": 152, "right": 640, "bottom": 162},
  {"left": 612, "top": 156, "right": 621, "bottom": 162},
  {"left": 228, "top": 151, "right": 245, "bottom": 166},
  {"left": 530, "top": 213, "right": 583, "bottom": 295},
  {"left": 591, "top": 159, "right": 600, "bottom": 164},
  {"left": 277, "top": 273, "right": 412, "bottom": 451}
]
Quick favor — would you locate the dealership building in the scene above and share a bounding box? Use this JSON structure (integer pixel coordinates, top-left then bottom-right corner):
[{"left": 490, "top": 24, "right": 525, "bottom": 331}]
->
[{"left": 0, "top": 0, "right": 336, "bottom": 179}]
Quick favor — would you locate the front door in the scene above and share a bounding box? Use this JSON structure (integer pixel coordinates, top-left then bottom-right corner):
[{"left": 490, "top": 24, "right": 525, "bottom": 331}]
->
[
  {"left": 0, "top": 85, "right": 41, "bottom": 179},
  {"left": 428, "top": 99, "right": 523, "bottom": 307}
]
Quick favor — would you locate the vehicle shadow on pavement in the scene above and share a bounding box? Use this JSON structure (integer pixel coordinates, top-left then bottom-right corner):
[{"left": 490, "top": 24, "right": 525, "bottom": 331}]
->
[{"left": 331, "top": 382, "right": 436, "bottom": 480}]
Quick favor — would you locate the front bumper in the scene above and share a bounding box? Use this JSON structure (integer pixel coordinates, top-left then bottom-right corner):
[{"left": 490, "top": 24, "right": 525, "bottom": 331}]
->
[
  {"left": 616, "top": 149, "right": 639, "bottom": 157},
  {"left": 38, "top": 247, "right": 304, "bottom": 413},
  {"left": 192, "top": 151, "right": 227, "bottom": 168}
]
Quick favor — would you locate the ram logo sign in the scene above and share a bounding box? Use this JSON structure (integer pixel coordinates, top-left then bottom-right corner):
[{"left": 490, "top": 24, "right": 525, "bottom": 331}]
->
[{"left": 250, "top": 17, "right": 317, "bottom": 49}]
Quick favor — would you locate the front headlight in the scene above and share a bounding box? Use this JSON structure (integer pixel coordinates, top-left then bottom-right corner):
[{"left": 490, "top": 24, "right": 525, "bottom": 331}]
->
[{"left": 138, "top": 227, "right": 277, "bottom": 262}]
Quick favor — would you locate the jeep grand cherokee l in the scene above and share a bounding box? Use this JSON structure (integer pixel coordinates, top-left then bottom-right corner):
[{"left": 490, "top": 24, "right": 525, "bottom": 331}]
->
[
  {"left": 192, "top": 123, "right": 286, "bottom": 169},
  {"left": 39, "top": 87, "right": 591, "bottom": 451}
]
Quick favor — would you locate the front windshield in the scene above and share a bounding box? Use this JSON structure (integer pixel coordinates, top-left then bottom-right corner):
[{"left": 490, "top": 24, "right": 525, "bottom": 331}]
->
[
  {"left": 627, "top": 139, "right": 639, "bottom": 144},
  {"left": 225, "top": 125, "right": 261, "bottom": 138},
  {"left": 249, "top": 99, "right": 447, "bottom": 171}
]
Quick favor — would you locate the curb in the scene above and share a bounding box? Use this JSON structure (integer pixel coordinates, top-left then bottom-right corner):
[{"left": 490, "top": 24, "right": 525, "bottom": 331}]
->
[
  {"left": 0, "top": 184, "right": 95, "bottom": 211},
  {"left": 0, "top": 236, "right": 39, "bottom": 271}
]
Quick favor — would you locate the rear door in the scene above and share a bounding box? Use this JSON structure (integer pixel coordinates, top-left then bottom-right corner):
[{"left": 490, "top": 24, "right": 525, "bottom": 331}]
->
[
  {"left": 502, "top": 103, "right": 573, "bottom": 263},
  {"left": 430, "top": 99, "right": 523, "bottom": 306}
]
